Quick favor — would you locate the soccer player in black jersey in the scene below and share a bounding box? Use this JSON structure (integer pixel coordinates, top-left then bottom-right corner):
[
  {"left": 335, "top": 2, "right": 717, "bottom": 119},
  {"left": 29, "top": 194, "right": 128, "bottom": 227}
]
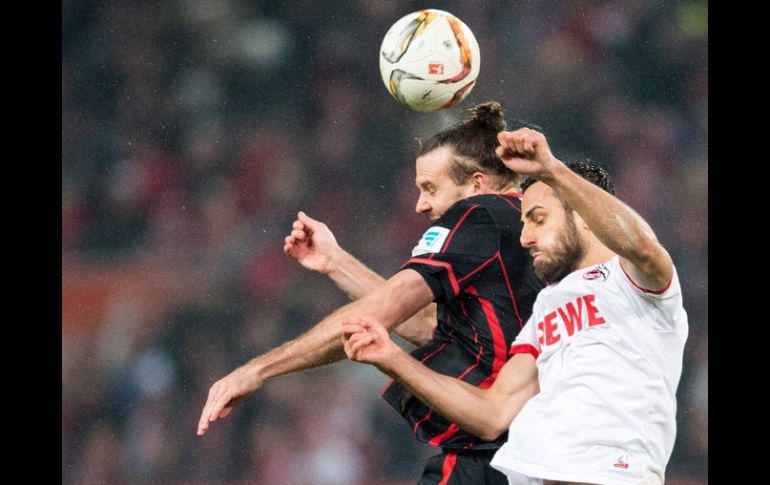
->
[{"left": 197, "top": 102, "right": 545, "bottom": 485}]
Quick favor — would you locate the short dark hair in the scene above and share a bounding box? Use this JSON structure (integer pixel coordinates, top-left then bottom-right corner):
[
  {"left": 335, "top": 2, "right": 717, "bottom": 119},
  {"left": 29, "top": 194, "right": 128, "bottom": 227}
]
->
[
  {"left": 417, "top": 101, "right": 519, "bottom": 190},
  {"left": 521, "top": 159, "right": 615, "bottom": 196}
]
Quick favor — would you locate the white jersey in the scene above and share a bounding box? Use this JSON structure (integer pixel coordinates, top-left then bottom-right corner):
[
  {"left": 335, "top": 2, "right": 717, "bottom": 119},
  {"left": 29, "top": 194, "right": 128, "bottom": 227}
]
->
[{"left": 491, "top": 256, "right": 688, "bottom": 485}]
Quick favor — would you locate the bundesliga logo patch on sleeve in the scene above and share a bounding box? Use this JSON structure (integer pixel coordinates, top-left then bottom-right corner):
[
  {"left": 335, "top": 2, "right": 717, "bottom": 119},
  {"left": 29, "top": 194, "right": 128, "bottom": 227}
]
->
[{"left": 412, "top": 226, "right": 450, "bottom": 256}]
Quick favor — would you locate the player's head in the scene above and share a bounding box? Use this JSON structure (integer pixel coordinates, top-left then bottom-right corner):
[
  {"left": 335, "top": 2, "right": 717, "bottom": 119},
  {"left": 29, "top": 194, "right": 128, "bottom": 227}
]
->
[
  {"left": 414, "top": 101, "right": 519, "bottom": 220},
  {"left": 519, "top": 160, "right": 615, "bottom": 283}
]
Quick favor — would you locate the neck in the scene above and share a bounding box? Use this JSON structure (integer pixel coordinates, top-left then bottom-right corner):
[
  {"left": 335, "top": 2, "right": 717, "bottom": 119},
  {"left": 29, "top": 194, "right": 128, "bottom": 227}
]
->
[
  {"left": 497, "top": 182, "right": 521, "bottom": 194},
  {"left": 576, "top": 243, "right": 615, "bottom": 271}
]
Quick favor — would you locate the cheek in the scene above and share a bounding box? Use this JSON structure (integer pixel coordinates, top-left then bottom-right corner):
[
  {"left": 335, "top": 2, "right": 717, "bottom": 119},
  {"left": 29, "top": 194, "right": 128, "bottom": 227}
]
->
[{"left": 538, "top": 231, "right": 559, "bottom": 251}]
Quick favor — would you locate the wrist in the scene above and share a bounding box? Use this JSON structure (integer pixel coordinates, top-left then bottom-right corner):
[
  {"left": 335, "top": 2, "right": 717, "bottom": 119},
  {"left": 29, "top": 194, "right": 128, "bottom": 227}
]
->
[
  {"left": 377, "top": 343, "right": 407, "bottom": 375},
  {"left": 326, "top": 246, "right": 350, "bottom": 276},
  {"left": 244, "top": 357, "right": 268, "bottom": 384},
  {"left": 538, "top": 159, "right": 569, "bottom": 186}
]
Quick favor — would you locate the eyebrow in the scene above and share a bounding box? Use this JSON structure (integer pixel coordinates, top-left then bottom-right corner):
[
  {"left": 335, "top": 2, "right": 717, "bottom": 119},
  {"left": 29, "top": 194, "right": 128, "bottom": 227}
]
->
[{"left": 524, "top": 205, "right": 544, "bottom": 220}]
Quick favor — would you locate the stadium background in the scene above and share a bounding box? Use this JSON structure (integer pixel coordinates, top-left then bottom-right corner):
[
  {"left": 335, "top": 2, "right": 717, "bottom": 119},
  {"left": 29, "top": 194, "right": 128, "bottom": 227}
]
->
[{"left": 62, "top": 1, "right": 708, "bottom": 484}]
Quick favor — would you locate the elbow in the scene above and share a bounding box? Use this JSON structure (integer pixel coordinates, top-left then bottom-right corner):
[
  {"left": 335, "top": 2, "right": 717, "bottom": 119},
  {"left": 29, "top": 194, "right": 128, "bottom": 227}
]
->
[
  {"left": 477, "top": 422, "right": 509, "bottom": 442},
  {"left": 636, "top": 242, "right": 673, "bottom": 281},
  {"left": 475, "top": 414, "right": 511, "bottom": 441}
]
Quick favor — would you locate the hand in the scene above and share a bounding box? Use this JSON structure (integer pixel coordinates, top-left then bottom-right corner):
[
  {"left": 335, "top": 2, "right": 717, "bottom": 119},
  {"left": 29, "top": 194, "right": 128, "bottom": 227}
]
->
[
  {"left": 283, "top": 211, "right": 339, "bottom": 274},
  {"left": 342, "top": 316, "right": 400, "bottom": 367},
  {"left": 495, "top": 128, "right": 562, "bottom": 181},
  {"left": 197, "top": 364, "right": 264, "bottom": 436}
]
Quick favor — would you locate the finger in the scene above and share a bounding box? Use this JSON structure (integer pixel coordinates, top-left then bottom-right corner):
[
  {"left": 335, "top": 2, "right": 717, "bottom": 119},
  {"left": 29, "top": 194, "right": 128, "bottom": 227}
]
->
[
  {"left": 346, "top": 331, "right": 372, "bottom": 346},
  {"left": 291, "top": 229, "right": 306, "bottom": 240},
  {"left": 360, "top": 317, "right": 389, "bottom": 340},
  {"left": 341, "top": 323, "right": 367, "bottom": 339},
  {"left": 350, "top": 334, "right": 377, "bottom": 357},
  {"left": 293, "top": 220, "right": 305, "bottom": 230},
  {"left": 198, "top": 384, "right": 222, "bottom": 434},
  {"left": 298, "top": 211, "right": 318, "bottom": 226},
  {"left": 522, "top": 132, "right": 537, "bottom": 154},
  {"left": 340, "top": 315, "right": 364, "bottom": 326},
  {"left": 496, "top": 131, "right": 512, "bottom": 148},
  {"left": 198, "top": 397, "right": 215, "bottom": 434},
  {"left": 219, "top": 407, "right": 233, "bottom": 419},
  {"left": 284, "top": 237, "right": 295, "bottom": 254},
  {"left": 496, "top": 134, "right": 519, "bottom": 159},
  {"left": 206, "top": 393, "right": 230, "bottom": 425},
  {"left": 510, "top": 133, "right": 525, "bottom": 155}
]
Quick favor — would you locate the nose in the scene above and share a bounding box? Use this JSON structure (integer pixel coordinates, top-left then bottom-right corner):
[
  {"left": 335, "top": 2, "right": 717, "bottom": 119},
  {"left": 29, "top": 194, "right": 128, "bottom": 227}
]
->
[
  {"left": 520, "top": 223, "right": 536, "bottom": 248},
  {"left": 415, "top": 194, "right": 431, "bottom": 214}
]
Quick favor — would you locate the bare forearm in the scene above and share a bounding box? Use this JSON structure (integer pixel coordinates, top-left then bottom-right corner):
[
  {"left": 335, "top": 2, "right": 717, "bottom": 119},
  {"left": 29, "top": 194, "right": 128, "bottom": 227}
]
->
[
  {"left": 393, "top": 304, "right": 437, "bottom": 346},
  {"left": 328, "top": 251, "right": 437, "bottom": 346},
  {"left": 378, "top": 350, "right": 530, "bottom": 441},
  {"left": 252, "top": 269, "right": 435, "bottom": 384},
  {"left": 546, "top": 163, "right": 661, "bottom": 263},
  {"left": 327, "top": 248, "right": 388, "bottom": 300},
  {"left": 246, "top": 309, "right": 349, "bottom": 382}
]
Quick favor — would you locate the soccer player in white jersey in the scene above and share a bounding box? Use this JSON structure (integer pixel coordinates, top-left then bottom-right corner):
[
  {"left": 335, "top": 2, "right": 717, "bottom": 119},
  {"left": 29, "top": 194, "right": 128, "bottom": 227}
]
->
[{"left": 342, "top": 127, "right": 689, "bottom": 485}]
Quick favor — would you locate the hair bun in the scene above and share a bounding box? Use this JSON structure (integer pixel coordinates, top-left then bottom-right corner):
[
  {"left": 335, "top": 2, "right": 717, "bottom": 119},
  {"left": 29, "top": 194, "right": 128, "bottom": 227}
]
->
[{"left": 468, "top": 101, "right": 506, "bottom": 132}]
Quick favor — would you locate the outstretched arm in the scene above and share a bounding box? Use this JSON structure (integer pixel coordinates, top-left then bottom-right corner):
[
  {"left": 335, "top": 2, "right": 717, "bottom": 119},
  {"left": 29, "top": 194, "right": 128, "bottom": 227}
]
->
[
  {"left": 284, "top": 211, "right": 387, "bottom": 300},
  {"left": 497, "top": 129, "right": 673, "bottom": 291},
  {"left": 197, "top": 268, "right": 434, "bottom": 436},
  {"left": 284, "top": 211, "right": 437, "bottom": 345},
  {"left": 343, "top": 317, "right": 539, "bottom": 441}
]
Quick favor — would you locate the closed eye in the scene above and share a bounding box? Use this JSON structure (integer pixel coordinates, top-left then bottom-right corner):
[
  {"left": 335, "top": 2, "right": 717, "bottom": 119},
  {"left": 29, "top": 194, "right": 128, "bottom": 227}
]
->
[{"left": 524, "top": 205, "right": 546, "bottom": 224}]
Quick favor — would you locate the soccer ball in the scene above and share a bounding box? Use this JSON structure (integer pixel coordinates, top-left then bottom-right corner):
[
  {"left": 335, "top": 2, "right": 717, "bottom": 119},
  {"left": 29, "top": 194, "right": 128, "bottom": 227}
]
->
[{"left": 379, "top": 9, "right": 480, "bottom": 112}]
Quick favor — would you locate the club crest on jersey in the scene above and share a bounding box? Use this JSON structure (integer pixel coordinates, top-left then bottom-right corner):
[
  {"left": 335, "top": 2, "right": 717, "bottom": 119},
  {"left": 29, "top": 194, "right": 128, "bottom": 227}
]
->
[
  {"left": 583, "top": 263, "right": 609, "bottom": 281},
  {"left": 613, "top": 453, "right": 630, "bottom": 469},
  {"left": 412, "top": 226, "right": 450, "bottom": 256}
]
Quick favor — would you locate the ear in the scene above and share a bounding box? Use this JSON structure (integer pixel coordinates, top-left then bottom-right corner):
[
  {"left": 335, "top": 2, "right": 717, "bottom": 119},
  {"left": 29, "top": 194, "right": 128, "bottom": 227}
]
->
[
  {"left": 572, "top": 210, "right": 591, "bottom": 232},
  {"left": 471, "top": 172, "right": 490, "bottom": 194}
]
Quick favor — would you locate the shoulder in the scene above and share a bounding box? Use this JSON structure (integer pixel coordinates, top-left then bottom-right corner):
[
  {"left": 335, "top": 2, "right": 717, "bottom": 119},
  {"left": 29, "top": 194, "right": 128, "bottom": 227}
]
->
[
  {"left": 436, "top": 197, "right": 494, "bottom": 228},
  {"left": 465, "top": 192, "right": 523, "bottom": 211}
]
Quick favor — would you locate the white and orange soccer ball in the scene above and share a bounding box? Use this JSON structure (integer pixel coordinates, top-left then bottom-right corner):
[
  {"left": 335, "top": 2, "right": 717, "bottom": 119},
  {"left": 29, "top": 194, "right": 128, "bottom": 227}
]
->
[{"left": 379, "top": 9, "right": 480, "bottom": 112}]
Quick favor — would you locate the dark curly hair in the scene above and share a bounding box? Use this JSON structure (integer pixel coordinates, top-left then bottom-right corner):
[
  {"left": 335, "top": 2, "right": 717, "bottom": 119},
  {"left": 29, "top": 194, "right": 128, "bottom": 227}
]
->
[
  {"left": 521, "top": 159, "right": 615, "bottom": 211},
  {"left": 521, "top": 159, "right": 615, "bottom": 193}
]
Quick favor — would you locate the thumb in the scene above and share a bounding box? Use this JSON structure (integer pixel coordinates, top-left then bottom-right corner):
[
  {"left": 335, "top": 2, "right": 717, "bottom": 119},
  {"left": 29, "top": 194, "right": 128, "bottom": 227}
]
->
[{"left": 298, "top": 211, "right": 320, "bottom": 226}]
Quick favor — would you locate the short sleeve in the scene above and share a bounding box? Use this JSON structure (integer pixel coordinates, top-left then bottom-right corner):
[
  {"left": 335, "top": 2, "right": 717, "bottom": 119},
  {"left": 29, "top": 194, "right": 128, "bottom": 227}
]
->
[
  {"left": 615, "top": 256, "right": 679, "bottom": 300},
  {"left": 509, "top": 317, "right": 540, "bottom": 359},
  {"left": 400, "top": 199, "right": 500, "bottom": 303}
]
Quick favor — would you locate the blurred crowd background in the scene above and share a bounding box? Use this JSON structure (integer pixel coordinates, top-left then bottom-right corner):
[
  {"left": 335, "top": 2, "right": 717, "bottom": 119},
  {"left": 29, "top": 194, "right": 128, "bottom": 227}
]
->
[{"left": 62, "top": 0, "right": 707, "bottom": 484}]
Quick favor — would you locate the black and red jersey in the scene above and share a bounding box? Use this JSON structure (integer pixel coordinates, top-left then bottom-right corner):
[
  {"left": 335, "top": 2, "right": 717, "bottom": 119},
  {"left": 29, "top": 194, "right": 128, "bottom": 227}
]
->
[{"left": 382, "top": 192, "right": 544, "bottom": 451}]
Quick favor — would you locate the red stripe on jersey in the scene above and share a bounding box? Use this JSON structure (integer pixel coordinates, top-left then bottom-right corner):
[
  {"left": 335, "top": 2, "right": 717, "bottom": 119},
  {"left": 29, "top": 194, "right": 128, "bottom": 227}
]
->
[
  {"left": 437, "top": 451, "right": 458, "bottom": 485},
  {"left": 466, "top": 286, "right": 507, "bottom": 388},
  {"left": 429, "top": 423, "right": 461, "bottom": 447},
  {"left": 414, "top": 409, "right": 434, "bottom": 435},
  {"left": 456, "top": 321, "right": 481, "bottom": 379},
  {"left": 619, "top": 260, "right": 673, "bottom": 295},
  {"left": 440, "top": 204, "right": 480, "bottom": 252},
  {"left": 408, "top": 343, "right": 449, "bottom": 433},
  {"left": 380, "top": 379, "right": 394, "bottom": 396},
  {"left": 497, "top": 253, "right": 524, "bottom": 327},
  {"left": 407, "top": 258, "right": 460, "bottom": 296},
  {"left": 420, "top": 343, "right": 448, "bottom": 363},
  {"left": 509, "top": 343, "right": 539, "bottom": 359},
  {"left": 458, "top": 251, "right": 499, "bottom": 284},
  {"left": 382, "top": 342, "right": 448, "bottom": 397},
  {"left": 503, "top": 191, "right": 524, "bottom": 198},
  {"left": 496, "top": 194, "right": 522, "bottom": 212}
]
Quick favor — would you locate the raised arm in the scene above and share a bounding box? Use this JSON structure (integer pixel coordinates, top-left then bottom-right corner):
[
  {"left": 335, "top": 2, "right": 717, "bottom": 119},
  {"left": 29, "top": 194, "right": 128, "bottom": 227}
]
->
[
  {"left": 284, "top": 211, "right": 437, "bottom": 345},
  {"left": 497, "top": 129, "right": 673, "bottom": 291},
  {"left": 343, "top": 317, "right": 539, "bottom": 441},
  {"left": 197, "top": 268, "right": 434, "bottom": 436}
]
